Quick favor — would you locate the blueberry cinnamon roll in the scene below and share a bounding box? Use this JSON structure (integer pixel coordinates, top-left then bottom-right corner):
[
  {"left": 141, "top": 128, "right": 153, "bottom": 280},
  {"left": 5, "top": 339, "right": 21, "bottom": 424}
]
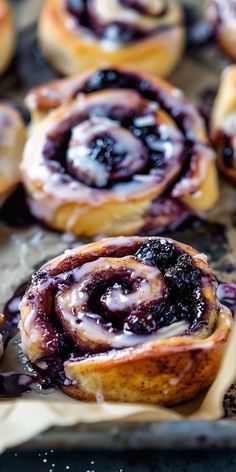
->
[
  {"left": 0, "top": 104, "right": 25, "bottom": 207},
  {"left": 38, "top": 0, "right": 185, "bottom": 77},
  {"left": 20, "top": 236, "right": 232, "bottom": 405},
  {"left": 0, "top": 0, "right": 15, "bottom": 75},
  {"left": 207, "top": 0, "right": 236, "bottom": 60},
  {"left": 22, "top": 66, "right": 219, "bottom": 237},
  {"left": 211, "top": 65, "right": 236, "bottom": 185}
]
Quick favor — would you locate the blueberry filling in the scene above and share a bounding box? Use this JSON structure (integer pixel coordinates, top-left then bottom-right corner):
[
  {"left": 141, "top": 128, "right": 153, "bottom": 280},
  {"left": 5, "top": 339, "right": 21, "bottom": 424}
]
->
[
  {"left": 135, "top": 240, "right": 207, "bottom": 332},
  {"left": 80, "top": 68, "right": 196, "bottom": 171},
  {"left": 2, "top": 280, "right": 29, "bottom": 347},
  {"left": 66, "top": 0, "right": 172, "bottom": 44},
  {"left": 124, "top": 311, "right": 157, "bottom": 335},
  {"left": 42, "top": 84, "right": 184, "bottom": 189},
  {"left": 50, "top": 241, "right": 208, "bottom": 341}
]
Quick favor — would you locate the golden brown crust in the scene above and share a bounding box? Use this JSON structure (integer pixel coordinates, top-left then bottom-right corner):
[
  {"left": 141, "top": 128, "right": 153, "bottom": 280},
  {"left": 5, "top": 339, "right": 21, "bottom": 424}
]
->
[
  {"left": 0, "top": 104, "right": 26, "bottom": 205},
  {"left": 20, "top": 236, "right": 232, "bottom": 405},
  {"left": 0, "top": 0, "right": 15, "bottom": 75},
  {"left": 38, "top": 0, "right": 185, "bottom": 77},
  {"left": 211, "top": 65, "right": 236, "bottom": 185},
  {"left": 62, "top": 313, "right": 229, "bottom": 404}
]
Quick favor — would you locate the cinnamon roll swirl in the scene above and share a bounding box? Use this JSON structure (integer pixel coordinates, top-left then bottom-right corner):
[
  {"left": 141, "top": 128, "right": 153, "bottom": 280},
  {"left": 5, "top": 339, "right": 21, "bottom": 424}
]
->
[
  {"left": 207, "top": 0, "right": 236, "bottom": 60},
  {"left": 211, "top": 65, "right": 236, "bottom": 185},
  {"left": 0, "top": 0, "right": 15, "bottom": 75},
  {"left": 22, "top": 66, "right": 219, "bottom": 237},
  {"left": 0, "top": 104, "right": 25, "bottom": 207},
  {"left": 20, "top": 236, "right": 232, "bottom": 405},
  {"left": 38, "top": 0, "right": 185, "bottom": 77}
]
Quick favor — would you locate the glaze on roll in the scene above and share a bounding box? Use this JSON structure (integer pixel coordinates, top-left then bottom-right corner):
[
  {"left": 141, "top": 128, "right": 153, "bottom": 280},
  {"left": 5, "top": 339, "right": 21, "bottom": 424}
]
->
[
  {"left": 20, "top": 236, "right": 232, "bottom": 405},
  {"left": 207, "top": 0, "right": 236, "bottom": 60},
  {"left": 22, "top": 66, "right": 219, "bottom": 237},
  {"left": 211, "top": 65, "right": 236, "bottom": 185},
  {"left": 38, "top": 0, "right": 185, "bottom": 76},
  {"left": 0, "top": 104, "right": 26, "bottom": 207},
  {"left": 0, "top": 0, "right": 15, "bottom": 75}
]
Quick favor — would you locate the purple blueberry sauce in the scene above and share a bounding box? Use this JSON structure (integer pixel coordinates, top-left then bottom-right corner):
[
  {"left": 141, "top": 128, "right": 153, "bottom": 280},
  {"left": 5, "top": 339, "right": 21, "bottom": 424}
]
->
[
  {"left": 0, "top": 280, "right": 55, "bottom": 397},
  {"left": 0, "top": 373, "right": 37, "bottom": 398},
  {"left": 2, "top": 280, "right": 29, "bottom": 347},
  {"left": 1, "top": 279, "right": 69, "bottom": 395},
  {"left": 135, "top": 239, "right": 208, "bottom": 333},
  {"left": 0, "top": 185, "right": 35, "bottom": 228}
]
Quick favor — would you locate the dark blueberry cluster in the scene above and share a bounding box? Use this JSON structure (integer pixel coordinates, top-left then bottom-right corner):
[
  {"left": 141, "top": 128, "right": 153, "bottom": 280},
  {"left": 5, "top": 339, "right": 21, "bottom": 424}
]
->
[
  {"left": 79, "top": 240, "right": 207, "bottom": 337},
  {"left": 89, "top": 135, "right": 124, "bottom": 168},
  {"left": 166, "top": 252, "right": 201, "bottom": 294},
  {"left": 0, "top": 373, "right": 35, "bottom": 398},
  {"left": 129, "top": 240, "right": 206, "bottom": 334},
  {"left": 82, "top": 69, "right": 131, "bottom": 94},
  {"left": 82, "top": 69, "right": 157, "bottom": 102},
  {"left": 124, "top": 311, "right": 157, "bottom": 335},
  {"left": 136, "top": 239, "right": 179, "bottom": 269}
]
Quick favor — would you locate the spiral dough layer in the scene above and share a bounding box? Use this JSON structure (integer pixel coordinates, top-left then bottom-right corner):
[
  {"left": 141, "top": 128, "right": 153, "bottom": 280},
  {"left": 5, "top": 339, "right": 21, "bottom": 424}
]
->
[{"left": 20, "top": 236, "right": 232, "bottom": 405}]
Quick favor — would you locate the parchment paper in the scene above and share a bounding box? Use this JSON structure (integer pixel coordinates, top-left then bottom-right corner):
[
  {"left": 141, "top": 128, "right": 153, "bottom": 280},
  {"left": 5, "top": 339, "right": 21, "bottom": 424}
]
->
[{"left": 1, "top": 0, "right": 236, "bottom": 453}]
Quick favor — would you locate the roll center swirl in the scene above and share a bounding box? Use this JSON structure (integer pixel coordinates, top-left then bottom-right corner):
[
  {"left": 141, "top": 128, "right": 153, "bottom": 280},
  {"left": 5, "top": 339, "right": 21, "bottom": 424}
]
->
[
  {"left": 66, "top": 118, "right": 148, "bottom": 187},
  {"left": 43, "top": 88, "right": 185, "bottom": 190}
]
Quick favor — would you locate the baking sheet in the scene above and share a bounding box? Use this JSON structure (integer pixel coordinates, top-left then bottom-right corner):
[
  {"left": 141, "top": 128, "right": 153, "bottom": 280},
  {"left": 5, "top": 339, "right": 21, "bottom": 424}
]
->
[{"left": 1, "top": 0, "right": 236, "bottom": 451}]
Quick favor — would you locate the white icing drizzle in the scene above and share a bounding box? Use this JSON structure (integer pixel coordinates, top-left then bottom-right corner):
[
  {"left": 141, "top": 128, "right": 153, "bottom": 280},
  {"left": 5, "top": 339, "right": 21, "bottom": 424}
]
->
[
  {"left": 67, "top": 116, "right": 148, "bottom": 187},
  {"left": 66, "top": 318, "right": 189, "bottom": 350},
  {"left": 56, "top": 256, "right": 167, "bottom": 350}
]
